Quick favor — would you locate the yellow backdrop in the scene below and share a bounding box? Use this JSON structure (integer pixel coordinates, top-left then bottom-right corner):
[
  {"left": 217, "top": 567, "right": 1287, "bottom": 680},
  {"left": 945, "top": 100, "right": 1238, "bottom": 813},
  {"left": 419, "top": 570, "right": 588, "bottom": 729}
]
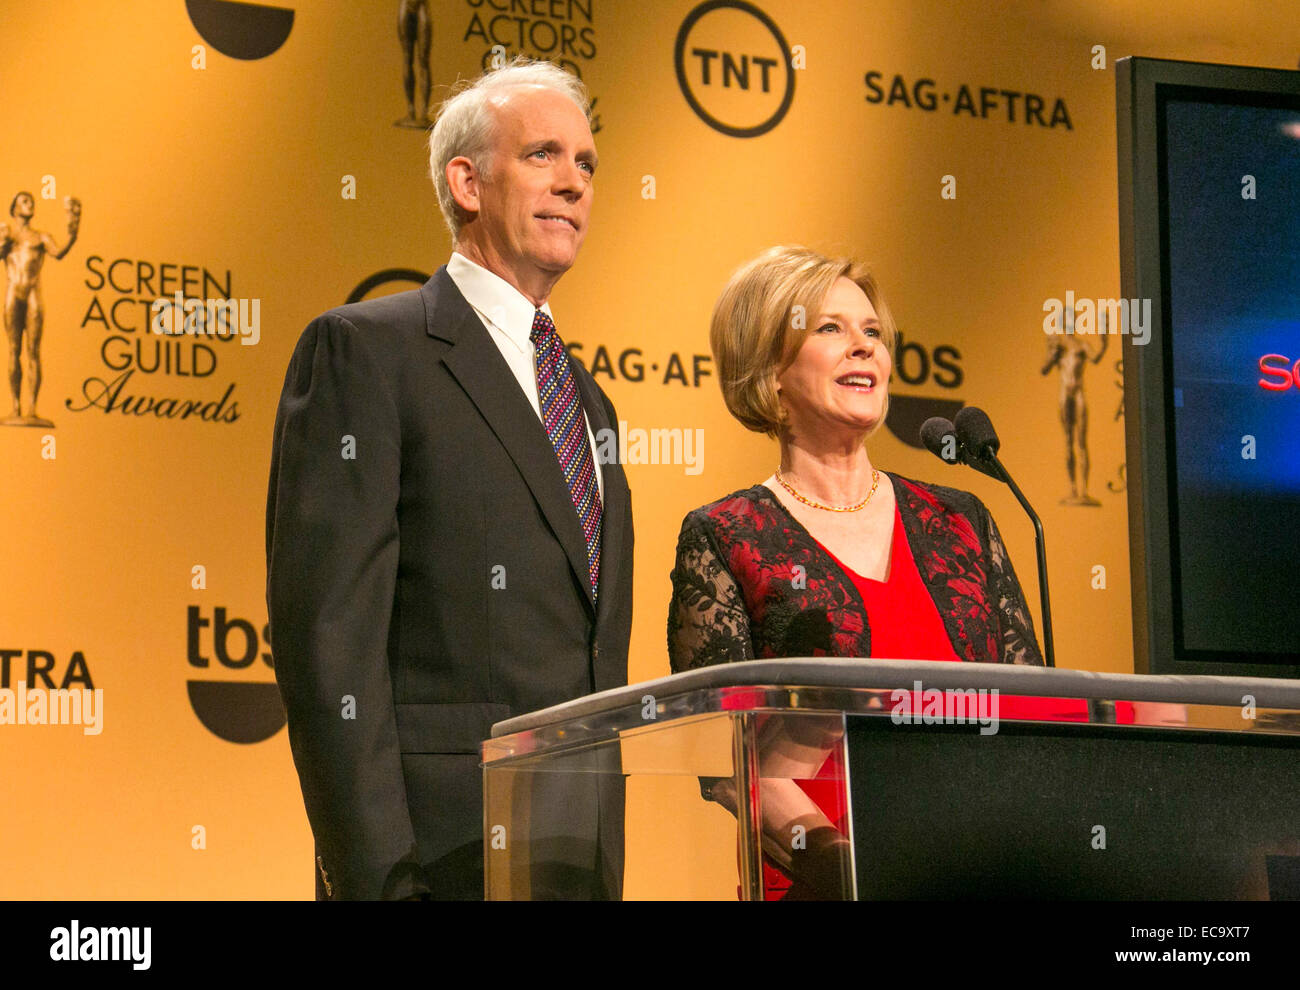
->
[{"left": 2, "top": 0, "right": 1294, "bottom": 899}]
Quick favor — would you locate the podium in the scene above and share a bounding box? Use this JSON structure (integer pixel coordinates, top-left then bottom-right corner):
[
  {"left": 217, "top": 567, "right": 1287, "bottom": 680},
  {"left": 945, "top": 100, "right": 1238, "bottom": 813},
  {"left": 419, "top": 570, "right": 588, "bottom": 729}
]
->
[{"left": 481, "top": 658, "right": 1300, "bottom": 900}]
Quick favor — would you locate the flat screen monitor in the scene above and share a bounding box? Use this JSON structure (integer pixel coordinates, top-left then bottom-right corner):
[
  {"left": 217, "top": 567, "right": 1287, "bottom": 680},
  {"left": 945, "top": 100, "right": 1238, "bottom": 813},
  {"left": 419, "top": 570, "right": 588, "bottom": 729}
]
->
[{"left": 1117, "top": 56, "right": 1300, "bottom": 677}]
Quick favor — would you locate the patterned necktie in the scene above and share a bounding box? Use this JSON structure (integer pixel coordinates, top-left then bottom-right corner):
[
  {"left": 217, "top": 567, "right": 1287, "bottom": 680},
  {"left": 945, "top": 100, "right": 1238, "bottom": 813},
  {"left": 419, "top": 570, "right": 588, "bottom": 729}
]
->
[{"left": 531, "top": 310, "right": 602, "bottom": 599}]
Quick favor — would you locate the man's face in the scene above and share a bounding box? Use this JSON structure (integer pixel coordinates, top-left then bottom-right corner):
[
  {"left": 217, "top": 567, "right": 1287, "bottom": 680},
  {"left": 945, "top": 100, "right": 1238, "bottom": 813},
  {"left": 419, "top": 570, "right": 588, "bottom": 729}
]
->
[
  {"left": 12, "top": 193, "right": 34, "bottom": 219},
  {"left": 473, "top": 86, "right": 597, "bottom": 287}
]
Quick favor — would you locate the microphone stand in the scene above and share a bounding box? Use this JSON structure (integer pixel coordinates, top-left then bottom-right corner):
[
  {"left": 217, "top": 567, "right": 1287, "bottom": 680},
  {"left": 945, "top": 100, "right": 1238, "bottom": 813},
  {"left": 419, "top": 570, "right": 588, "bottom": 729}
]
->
[{"left": 982, "top": 453, "right": 1056, "bottom": 669}]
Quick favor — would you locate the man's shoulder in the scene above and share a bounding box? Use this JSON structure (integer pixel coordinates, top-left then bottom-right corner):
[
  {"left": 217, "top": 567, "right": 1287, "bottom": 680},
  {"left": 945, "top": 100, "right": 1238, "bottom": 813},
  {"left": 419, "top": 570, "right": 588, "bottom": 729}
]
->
[
  {"left": 309, "top": 267, "right": 472, "bottom": 338},
  {"left": 317, "top": 286, "right": 428, "bottom": 338}
]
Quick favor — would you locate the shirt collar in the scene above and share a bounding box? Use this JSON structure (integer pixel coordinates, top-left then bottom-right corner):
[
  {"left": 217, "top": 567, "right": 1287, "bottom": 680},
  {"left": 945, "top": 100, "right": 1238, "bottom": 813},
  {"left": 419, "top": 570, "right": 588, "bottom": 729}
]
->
[{"left": 448, "top": 251, "right": 553, "bottom": 348}]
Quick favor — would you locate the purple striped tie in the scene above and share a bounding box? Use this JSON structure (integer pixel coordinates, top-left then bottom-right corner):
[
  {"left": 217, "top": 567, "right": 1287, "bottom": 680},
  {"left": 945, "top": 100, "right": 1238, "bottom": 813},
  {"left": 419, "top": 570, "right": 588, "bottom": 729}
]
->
[{"left": 531, "top": 310, "right": 602, "bottom": 598}]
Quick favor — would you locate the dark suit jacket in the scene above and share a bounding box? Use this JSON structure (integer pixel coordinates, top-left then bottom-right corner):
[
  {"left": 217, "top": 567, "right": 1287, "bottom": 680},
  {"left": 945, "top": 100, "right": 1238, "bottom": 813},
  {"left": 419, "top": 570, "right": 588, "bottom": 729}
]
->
[{"left": 266, "top": 267, "right": 634, "bottom": 900}]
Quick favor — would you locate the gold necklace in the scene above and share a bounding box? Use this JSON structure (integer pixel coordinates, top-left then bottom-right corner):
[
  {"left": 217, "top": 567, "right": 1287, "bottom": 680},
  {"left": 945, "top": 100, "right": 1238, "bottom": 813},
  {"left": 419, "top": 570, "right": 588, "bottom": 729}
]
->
[{"left": 775, "top": 468, "right": 879, "bottom": 512}]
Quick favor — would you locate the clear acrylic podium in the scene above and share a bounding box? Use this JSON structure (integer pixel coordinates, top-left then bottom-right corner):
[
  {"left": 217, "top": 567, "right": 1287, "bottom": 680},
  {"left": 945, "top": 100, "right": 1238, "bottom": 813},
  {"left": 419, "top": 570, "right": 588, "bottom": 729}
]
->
[{"left": 481, "top": 658, "right": 1300, "bottom": 900}]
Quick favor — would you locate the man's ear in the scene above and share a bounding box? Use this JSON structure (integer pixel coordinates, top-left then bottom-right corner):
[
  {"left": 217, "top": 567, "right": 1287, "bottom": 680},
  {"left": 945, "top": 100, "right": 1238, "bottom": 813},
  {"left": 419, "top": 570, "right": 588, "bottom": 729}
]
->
[{"left": 446, "top": 156, "right": 480, "bottom": 217}]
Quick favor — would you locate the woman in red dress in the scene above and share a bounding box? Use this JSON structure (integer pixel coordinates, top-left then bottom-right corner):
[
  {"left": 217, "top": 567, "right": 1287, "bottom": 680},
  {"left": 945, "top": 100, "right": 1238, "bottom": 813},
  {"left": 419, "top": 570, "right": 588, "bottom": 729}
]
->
[{"left": 667, "top": 246, "right": 1046, "bottom": 898}]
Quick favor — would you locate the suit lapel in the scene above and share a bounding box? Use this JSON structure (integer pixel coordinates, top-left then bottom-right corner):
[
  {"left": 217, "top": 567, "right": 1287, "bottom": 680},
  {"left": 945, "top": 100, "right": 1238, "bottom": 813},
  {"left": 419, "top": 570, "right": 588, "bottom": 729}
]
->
[{"left": 423, "top": 268, "right": 597, "bottom": 615}]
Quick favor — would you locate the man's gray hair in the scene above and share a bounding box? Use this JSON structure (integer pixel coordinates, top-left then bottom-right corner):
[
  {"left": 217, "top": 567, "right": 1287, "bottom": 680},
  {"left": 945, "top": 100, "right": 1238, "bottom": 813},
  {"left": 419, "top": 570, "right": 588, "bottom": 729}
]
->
[{"left": 427, "top": 57, "right": 590, "bottom": 240}]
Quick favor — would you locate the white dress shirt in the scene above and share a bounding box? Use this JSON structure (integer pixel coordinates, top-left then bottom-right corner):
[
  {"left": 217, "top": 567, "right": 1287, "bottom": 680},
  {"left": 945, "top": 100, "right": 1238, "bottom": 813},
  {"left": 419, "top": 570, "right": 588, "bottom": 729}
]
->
[{"left": 447, "top": 251, "right": 605, "bottom": 499}]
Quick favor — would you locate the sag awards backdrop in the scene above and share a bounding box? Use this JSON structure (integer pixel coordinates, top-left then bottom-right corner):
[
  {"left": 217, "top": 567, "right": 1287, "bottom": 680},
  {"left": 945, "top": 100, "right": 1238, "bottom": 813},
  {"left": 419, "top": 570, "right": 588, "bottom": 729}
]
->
[{"left": 1, "top": 0, "right": 1295, "bottom": 899}]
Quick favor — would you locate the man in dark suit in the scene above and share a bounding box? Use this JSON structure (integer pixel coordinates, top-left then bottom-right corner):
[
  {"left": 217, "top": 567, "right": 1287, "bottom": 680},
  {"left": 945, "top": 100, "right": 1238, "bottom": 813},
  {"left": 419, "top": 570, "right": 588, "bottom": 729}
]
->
[{"left": 265, "top": 58, "right": 632, "bottom": 900}]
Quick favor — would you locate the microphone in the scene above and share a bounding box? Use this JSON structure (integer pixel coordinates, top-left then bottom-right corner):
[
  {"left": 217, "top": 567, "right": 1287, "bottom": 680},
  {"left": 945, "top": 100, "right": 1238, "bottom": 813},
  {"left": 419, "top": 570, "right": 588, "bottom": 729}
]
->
[
  {"left": 923, "top": 406, "right": 1056, "bottom": 669},
  {"left": 953, "top": 406, "right": 999, "bottom": 462},
  {"left": 920, "top": 414, "right": 1003, "bottom": 482},
  {"left": 919, "top": 416, "right": 960, "bottom": 463}
]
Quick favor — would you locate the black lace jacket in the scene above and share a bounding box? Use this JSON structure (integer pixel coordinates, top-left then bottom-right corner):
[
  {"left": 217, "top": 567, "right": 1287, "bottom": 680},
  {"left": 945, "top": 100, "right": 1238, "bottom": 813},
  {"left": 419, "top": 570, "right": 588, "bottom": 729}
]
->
[{"left": 667, "top": 473, "right": 1044, "bottom": 671}]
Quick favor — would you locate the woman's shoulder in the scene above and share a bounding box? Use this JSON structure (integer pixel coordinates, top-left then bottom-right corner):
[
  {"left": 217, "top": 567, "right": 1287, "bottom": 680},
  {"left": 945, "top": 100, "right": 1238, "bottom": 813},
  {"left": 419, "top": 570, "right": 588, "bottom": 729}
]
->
[
  {"left": 676, "top": 484, "right": 782, "bottom": 534},
  {"left": 887, "top": 471, "right": 990, "bottom": 521}
]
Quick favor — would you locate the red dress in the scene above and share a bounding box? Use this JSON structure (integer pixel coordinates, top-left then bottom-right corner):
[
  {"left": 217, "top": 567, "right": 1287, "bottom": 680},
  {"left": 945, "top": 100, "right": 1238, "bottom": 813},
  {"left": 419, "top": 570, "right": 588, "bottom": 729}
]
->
[
  {"left": 667, "top": 476, "right": 1046, "bottom": 668},
  {"left": 761, "top": 502, "right": 953, "bottom": 898},
  {"left": 762, "top": 503, "right": 1115, "bottom": 899},
  {"left": 664, "top": 478, "right": 1104, "bottom": 898}
]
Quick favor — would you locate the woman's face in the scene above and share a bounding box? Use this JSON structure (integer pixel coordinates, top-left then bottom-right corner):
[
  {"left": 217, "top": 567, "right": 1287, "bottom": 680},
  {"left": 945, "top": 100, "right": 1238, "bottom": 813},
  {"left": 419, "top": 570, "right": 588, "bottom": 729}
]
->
[{"left": 776, "top": 276, "right": 891, "bottom": 440}]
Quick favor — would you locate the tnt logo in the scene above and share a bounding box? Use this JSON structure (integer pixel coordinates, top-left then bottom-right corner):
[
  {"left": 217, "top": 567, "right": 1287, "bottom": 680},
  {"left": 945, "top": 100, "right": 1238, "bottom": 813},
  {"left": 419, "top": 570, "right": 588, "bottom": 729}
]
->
[
  {"left": 185, "top": 606, "right": 284, "bottom": 744},
  {"left": 675, "top": 1, "right": 795, "bottom": 137}
]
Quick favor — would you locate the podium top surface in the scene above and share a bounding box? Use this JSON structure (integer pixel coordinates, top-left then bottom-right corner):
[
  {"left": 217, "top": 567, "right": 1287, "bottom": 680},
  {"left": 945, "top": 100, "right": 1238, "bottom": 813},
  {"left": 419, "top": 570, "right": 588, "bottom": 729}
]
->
[{"left": 489, "top": 657, "right": 1300, "bottom": 739}]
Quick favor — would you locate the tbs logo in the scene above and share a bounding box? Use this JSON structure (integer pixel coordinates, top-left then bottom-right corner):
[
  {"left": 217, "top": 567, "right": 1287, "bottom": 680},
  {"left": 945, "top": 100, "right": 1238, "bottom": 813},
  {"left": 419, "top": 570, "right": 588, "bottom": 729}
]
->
[
  {"left": 1258, "top": 353, "right": 1300, "bottom": 391},
  {"left": 884, "top": 334, "right": 965, "bottom": 449},
  {"left": 186, "top": 606, "right": 285, "bottom": 744}
]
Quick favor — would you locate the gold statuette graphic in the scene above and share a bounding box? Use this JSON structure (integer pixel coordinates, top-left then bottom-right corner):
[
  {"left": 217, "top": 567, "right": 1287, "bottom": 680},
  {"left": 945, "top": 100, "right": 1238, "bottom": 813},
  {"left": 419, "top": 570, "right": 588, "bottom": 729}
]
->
[
  {"left": 1040, "top": 309, "right": 1107, "bottom": 506},
  {"left": 395, "top": 0, "right": 433, "bottom": 128},
  {"left": 2, "top": 191, "right": 80, "bottom": 427}
]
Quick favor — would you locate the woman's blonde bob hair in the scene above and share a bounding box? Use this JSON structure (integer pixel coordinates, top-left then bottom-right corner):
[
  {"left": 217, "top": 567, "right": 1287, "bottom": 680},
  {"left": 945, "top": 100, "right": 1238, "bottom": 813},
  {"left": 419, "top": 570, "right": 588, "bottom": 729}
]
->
[{"left": 710, "top": 245, "right": 898, "bottom": 438}]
